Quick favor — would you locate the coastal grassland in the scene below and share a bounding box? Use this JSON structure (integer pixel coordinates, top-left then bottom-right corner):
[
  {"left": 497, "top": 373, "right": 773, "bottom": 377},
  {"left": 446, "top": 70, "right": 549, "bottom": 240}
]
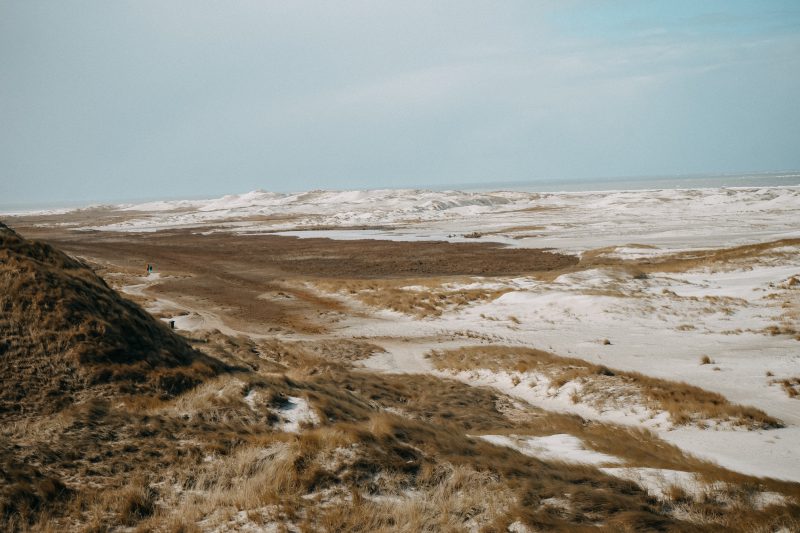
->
[
  {"left": 13, "top": 227, "right": 577, "bottom": 334},
  {"left": 7, "top": 333, "right": 800, "bottom": 532},
  {"left": 313, "top": 277, "right": 512, "bottom": 317},
  {"left": 427, "top": 346, "right": 782, "bottom": 430},
  {"left": 4, "top": 223, "right": 799, "bottom": 531}
]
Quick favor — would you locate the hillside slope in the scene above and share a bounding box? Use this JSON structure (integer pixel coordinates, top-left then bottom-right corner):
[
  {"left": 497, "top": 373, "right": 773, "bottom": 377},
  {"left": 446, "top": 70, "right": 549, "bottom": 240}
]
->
[{"left": 0, "top": 222, "right": 224, "bottom": 419}]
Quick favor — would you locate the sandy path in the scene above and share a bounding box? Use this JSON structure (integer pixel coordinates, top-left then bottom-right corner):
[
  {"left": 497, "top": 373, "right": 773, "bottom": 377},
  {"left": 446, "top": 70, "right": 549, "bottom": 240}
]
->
[
  {"left": 358, "top": 338, "right": 474, "bottom": 374},
  {"left": 121, "top": 274, "right": 283, "bottom": 341}
]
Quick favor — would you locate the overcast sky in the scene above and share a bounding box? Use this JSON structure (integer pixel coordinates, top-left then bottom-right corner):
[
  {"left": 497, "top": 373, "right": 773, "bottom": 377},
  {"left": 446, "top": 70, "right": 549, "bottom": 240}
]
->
[{"left": 2, "top": 1, "right": 799, "bottom": 204}]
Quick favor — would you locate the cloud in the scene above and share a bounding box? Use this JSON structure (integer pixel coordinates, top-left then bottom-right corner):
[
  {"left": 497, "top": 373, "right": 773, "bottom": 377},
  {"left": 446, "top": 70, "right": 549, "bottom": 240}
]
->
[
  {"left": 1, "top": 1, "right": 798, "bottom": 203},
  {"left": 333, "top": 64, "right": 483, "bottom": 111}
]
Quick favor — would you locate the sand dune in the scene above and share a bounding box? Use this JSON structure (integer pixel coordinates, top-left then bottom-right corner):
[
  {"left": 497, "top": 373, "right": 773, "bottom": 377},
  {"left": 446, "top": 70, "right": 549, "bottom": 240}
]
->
[{"left": 3, "top": 186, "right": 800, "bottom": 531}]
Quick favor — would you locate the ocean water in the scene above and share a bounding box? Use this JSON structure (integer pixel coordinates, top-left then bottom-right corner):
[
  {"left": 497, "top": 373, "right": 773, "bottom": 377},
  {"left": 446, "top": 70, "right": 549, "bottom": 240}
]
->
[{"left": 434, "top": 171, "right": 800, "bottom": 193}]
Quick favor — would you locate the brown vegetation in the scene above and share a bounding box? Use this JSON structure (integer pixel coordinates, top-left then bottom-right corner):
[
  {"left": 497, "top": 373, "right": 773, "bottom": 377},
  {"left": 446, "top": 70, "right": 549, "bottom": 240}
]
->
[
  {"left": 314, "top": 278, "right": 511, "bottom": 317},
  {"left": 4, "top": 323, "right": 792, "bottom": 530},
  {"left": 0, "top": 223, "right": 227, "bottom": 420},
  {"left": 25, "top": 226, "right": 578, "bottom": 279},
  {"left": 427, "top": 346, "right": 782, "bottom": 429},
  {"left": 11, "top": 224, "right": 576, "bottom": 336},
  {"left": 764, "top": 324, "right": 800, "bottom": 340},
  {"left": 580, "top": 238, "right": 800, "bottom": 275},
  {"left": 772, "top": 377, "right": 800, "bottom": 399}
]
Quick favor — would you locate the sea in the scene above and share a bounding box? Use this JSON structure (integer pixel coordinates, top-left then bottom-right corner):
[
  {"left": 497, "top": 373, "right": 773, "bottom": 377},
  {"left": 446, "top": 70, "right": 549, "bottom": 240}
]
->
[{"left": 434, "top": 171, "right": 800, "bottom": 193}]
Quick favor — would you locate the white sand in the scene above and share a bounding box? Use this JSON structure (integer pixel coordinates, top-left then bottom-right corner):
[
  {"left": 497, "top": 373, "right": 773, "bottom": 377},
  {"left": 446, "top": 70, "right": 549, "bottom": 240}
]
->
[
  {"left": 98, "top": 187, "right": 800, "bottom": 481},
  {"left": 49, "top": 186, "right": 799, "bottom": 256},
  {"left": 477, "top": 434, "right": 621, "bottom": 466}
]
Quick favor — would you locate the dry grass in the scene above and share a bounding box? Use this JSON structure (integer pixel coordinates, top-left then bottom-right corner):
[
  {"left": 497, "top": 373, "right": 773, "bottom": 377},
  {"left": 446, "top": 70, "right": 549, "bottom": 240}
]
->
[
  {"left": 11, "top": 225, "right": 578, "bottom": 335},
  {"left": 580, "top": 238, "right": 800, "bottom": 275},
  {"left": 0, "top": 223, "right": 229, "bottom": 420},
  {"left": 305, "top": 371, "right": 800, "bottom": 531},
  {"left": 320, "top": 371, "right": 694, "bottom": 472},
  {"left": 257, "top": 337, "right": 385, "bottom": 369},
  {"left": 427, "top": 346, "right": 782, "bottom": 429},
  {"left": 309, "top": 464, "right": 515, "bottom": 532},
  {"left": 115, "top": 477, "right": 158, "bottom": 525},
  {"left": 772, "top": 377, "right": 800, "bottom": 399},
  {"left": 27, "top": 226, "right": 579, "bottom": 280},
  {"left": 523, "top": 237, "right": 800, "bottom": 286},
  {"left": 763, "top": 324, "right": 800, "bottom": 340},
  {"left": 314, "top": 278, "right": 511, "bottom": 317},
  {"left": 486, "top": 224, "right": 546, "bottom": 235},
  {"left": 5, "top": 350, "right": 800, "bottom": 531},
  {"left": 189, "top": 331, "right": 385, "bottom": 375}
]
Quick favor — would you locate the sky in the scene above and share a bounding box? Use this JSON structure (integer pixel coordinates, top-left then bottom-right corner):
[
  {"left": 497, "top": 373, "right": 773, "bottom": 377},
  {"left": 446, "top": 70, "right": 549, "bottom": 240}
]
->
[{"left": 1, "top": 1, "right": 799, "bottom": 205}]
